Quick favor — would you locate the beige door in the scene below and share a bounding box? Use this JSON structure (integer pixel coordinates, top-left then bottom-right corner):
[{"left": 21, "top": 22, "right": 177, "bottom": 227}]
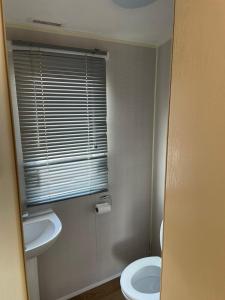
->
[
  {"left": 161, "top": 1, "right": 225, "bottom": 300},
  {"left": 0, "top": 1, "right": 28, "bottom": 299}
]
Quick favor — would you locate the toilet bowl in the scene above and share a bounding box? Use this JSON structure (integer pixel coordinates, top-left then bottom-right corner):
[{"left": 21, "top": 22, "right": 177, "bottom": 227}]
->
[
  {"left": 121, "top": 256, "right": 161, "bottom": 300},
  {"left": 120, "top": 221, "right": 163, "bottom": 300}
]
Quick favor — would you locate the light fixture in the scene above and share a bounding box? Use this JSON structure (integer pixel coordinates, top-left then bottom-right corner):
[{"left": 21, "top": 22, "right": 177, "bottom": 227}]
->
[{"left": 112, "top": 0, "right": 157, "bottom": 9}]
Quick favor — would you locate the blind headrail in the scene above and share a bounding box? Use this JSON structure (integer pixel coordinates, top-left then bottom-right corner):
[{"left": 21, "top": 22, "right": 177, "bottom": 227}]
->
[{"left": 11, "top": 43, "right": 108, "bottom": 59}]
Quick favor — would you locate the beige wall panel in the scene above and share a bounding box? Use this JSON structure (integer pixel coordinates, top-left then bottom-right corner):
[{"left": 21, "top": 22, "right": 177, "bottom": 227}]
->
[
  {"left": 161, "top": 1, "right": 225, "bottom": 300},
  {"left": 0, "top": 2, "right": 27, "bottom": 299}
]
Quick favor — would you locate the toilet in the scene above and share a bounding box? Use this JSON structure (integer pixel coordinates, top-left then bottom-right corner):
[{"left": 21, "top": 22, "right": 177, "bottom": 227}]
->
[{"left": 120, "top": 221, "right": 163, "bottom": 300}]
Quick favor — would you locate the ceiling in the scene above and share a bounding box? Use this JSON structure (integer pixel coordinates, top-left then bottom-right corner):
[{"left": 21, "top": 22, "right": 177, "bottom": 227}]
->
[{"left": 4, "top": 0, "right": 174, "bottom": 47}]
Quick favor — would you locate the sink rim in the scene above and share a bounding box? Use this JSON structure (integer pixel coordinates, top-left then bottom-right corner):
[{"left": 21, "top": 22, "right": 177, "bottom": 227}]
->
[{"left": 23, "top": 210, "right": 62, "bottom": 257}]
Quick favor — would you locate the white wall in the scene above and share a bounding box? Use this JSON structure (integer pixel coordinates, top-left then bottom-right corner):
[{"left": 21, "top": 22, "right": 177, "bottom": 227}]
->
[
  {"left": 151, "top": 40, "right": 172, "bottom": 256},
  {"left": 7, "top": 28, "right": 156, "bottom": 300}
]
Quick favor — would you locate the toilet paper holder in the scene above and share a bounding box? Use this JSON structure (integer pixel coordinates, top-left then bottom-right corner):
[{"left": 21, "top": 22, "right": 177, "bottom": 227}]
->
[{"left": 95, "top": 194, "right": 112, "bottom": 215}]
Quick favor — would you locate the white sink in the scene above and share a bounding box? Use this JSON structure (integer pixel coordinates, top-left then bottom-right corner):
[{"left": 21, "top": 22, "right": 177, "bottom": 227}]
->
[{"left": 23, "top": 210, "right": 62, "bottom": 258}]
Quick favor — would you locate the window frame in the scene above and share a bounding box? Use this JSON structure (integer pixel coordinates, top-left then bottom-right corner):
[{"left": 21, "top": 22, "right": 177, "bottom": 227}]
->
[{"left": 8, "top": 41, "right": 109, "bottom": 210}]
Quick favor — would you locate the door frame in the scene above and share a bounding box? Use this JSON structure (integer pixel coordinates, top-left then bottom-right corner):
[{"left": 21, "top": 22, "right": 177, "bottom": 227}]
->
[{"left": 0, "top": 0, "right": 28, "bottom": 299}]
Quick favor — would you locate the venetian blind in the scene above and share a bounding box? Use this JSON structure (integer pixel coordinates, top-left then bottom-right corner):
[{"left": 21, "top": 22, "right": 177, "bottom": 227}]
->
[{"left": 12, "top": 47, "right": 108, "bottom": 206}]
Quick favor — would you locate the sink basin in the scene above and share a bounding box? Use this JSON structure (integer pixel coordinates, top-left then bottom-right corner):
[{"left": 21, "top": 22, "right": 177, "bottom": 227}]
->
[{"left": 23, "top": 210, "right": 62, "bottom": 258}]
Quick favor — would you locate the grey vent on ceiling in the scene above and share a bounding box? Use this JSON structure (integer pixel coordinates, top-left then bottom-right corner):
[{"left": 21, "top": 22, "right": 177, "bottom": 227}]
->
[{"left": 32, "top": 19, "right": 62, "bottom": 27}]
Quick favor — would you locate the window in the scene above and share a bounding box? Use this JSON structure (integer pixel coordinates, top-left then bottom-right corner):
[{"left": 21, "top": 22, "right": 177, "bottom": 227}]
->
[{"left": 11, "top": 43, "right": 108, "bottom": 206}]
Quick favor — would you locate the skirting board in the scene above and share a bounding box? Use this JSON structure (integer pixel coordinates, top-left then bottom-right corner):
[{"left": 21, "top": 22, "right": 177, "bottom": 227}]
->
[{"left": 56, "top": 273, "right": 121, "bottom": 300}]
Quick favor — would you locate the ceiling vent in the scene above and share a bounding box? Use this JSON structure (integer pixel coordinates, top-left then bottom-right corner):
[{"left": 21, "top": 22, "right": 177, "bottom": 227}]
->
[{"left": 32, "top": 19, "right": 62, "bottom": 27}]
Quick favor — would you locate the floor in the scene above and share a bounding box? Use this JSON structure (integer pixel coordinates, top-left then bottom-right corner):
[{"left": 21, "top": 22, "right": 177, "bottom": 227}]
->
[{"left": 71, "top": 278, "right": 125, "bottom": 300}]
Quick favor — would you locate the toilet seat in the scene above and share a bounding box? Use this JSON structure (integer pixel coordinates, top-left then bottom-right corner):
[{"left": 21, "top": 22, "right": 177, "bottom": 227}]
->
[{"left": 120, "top": 257, "right": 161, "bottom": 300}]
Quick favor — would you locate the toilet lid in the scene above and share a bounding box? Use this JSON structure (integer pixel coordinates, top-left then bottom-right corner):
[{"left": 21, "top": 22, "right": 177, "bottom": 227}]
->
[{"left": 120, "top": 257, "right": 161, "bottom": 300}]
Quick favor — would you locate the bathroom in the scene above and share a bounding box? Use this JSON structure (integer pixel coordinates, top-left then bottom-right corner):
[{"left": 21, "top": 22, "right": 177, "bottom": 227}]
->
[{"left": 2, "top": 0, "right": 173, "bottom": 299}]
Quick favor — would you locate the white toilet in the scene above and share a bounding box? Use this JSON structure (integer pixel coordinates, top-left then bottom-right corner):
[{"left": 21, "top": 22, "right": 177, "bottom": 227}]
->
[{"left": 120, "top": 221, "right": 163, "bottom": 300}]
